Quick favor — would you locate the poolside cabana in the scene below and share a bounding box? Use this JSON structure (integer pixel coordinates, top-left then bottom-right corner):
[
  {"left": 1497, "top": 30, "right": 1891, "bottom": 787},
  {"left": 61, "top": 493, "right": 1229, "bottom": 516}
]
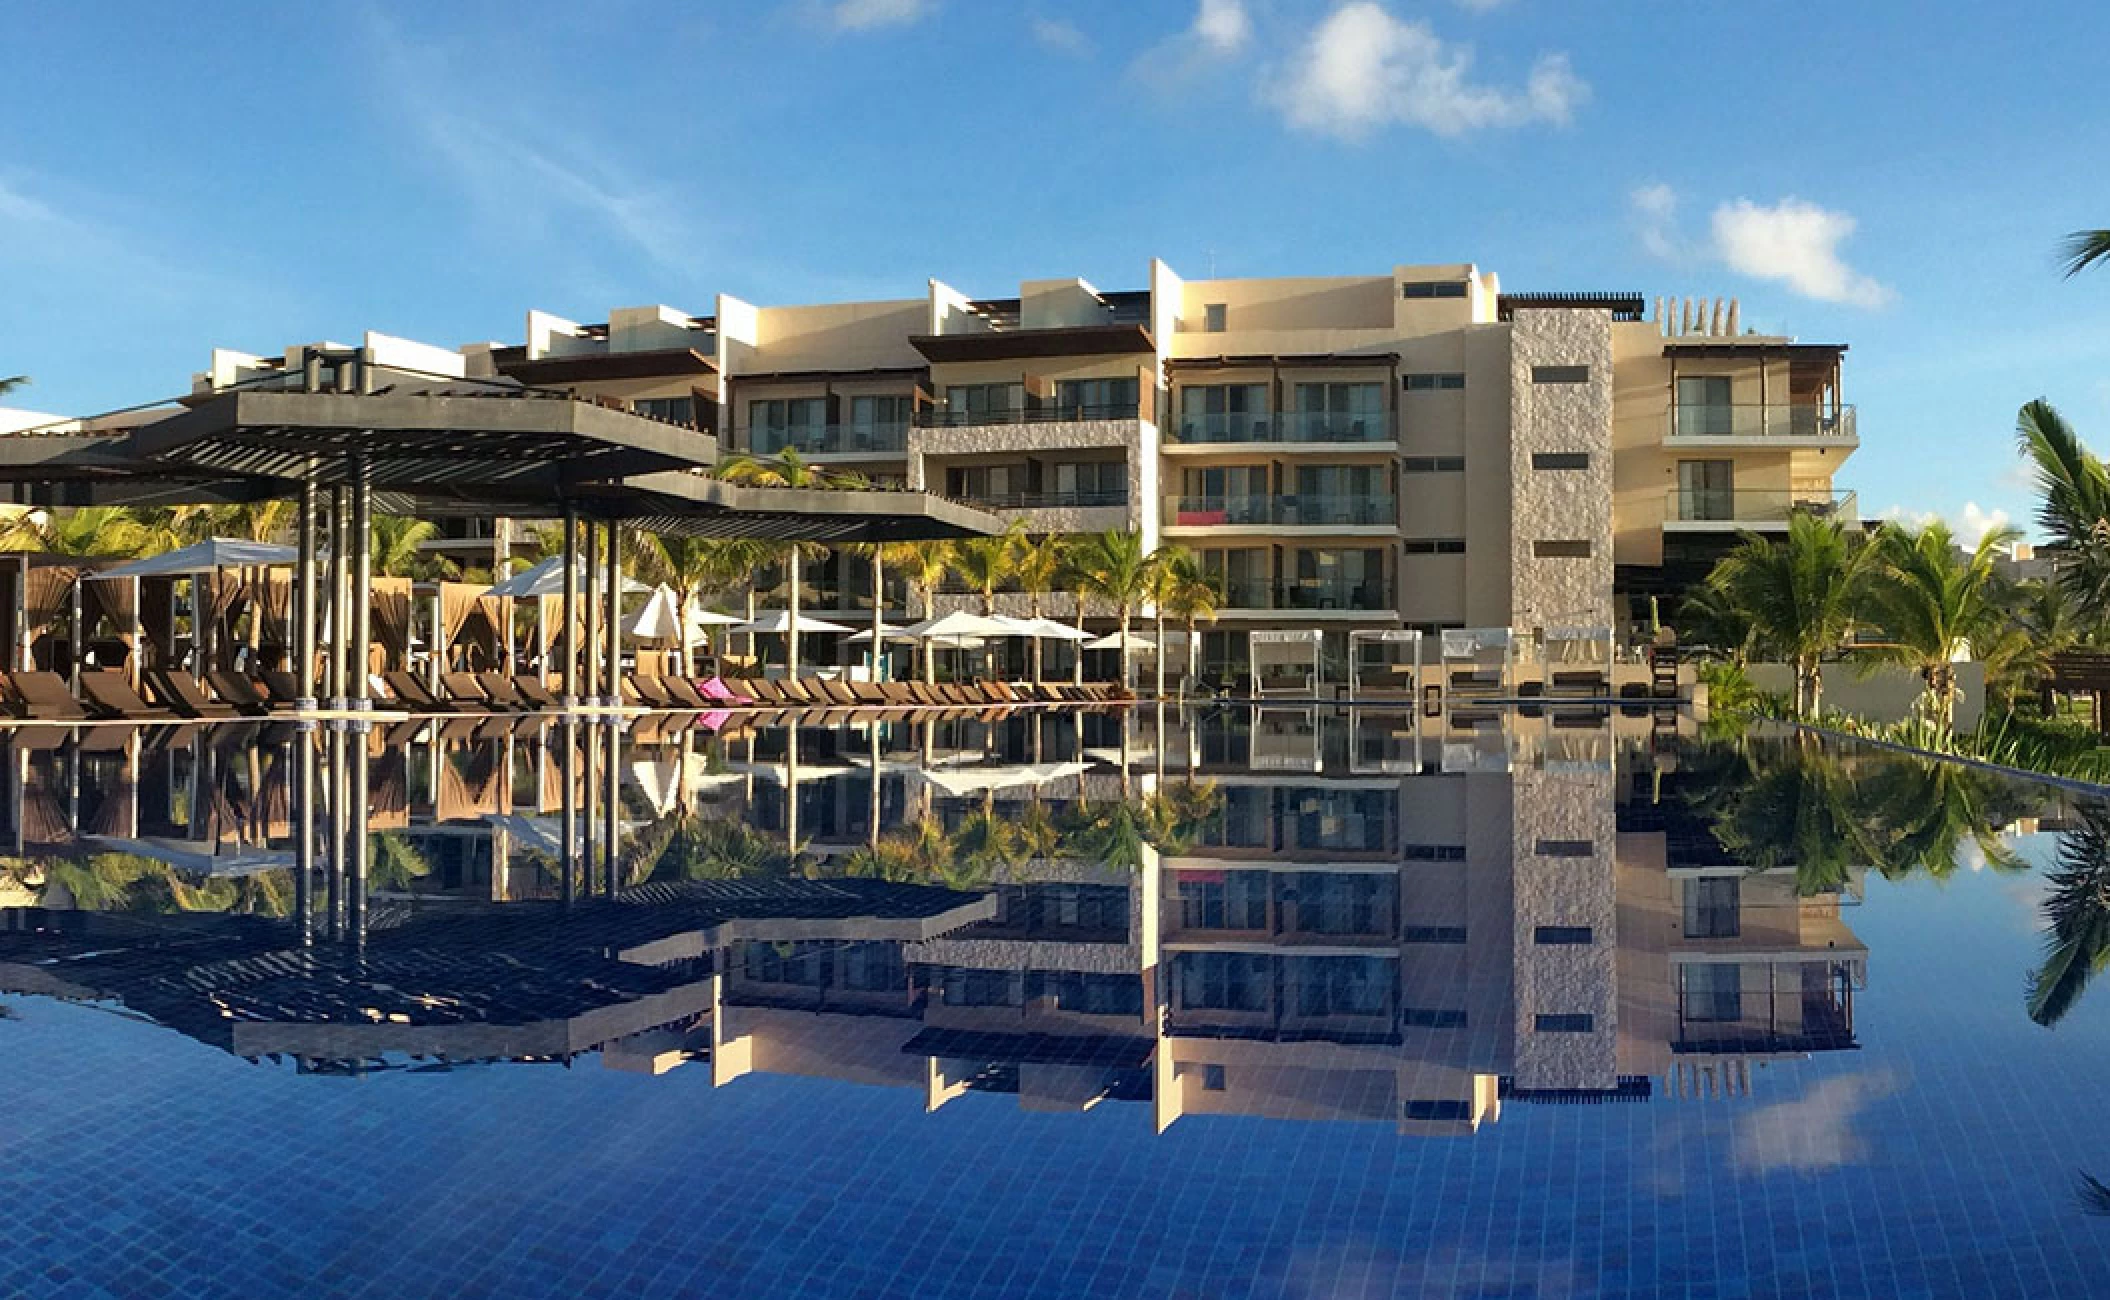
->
[
  {"left": 1438, "top": 628, "right": 1513, "bottom": 700},
  {"left": 1532, "top": 624, "right": 1616, "bottom": 699},
  {"left": 94, "top": 539, "right": 298, "bottom": 687},
  {"left": 1248, "top": 629, "right": 1323, "bottom": 698},
  {"left": 1345, "top": 628, "right": 1424, "bottom": 703}
]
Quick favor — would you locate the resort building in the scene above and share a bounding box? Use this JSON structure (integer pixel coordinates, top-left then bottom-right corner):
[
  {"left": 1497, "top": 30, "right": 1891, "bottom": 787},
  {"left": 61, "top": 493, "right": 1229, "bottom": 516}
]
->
[{"left": 190, "top": 262, "right": 1857, "bottom": 675}]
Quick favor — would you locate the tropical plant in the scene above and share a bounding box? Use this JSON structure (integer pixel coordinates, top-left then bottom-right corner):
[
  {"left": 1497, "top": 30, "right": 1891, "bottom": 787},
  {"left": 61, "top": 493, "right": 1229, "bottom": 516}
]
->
[
  {"left": 2028, "top": 802, "right": 2110, "bottom": 1028},
  {"left": 0, "top": 376, "right": 26, "bottom": 398},
  {"left": 1156, "top": 547, "right": 1221, "bottom": 693},
  {"left": 1072, "top": 529, "right": 1153, "bottom": 689},
  {"left": 370, "top": 514, "right": 458, "bottom": 579},
  {"left": 885, "top": 539, "right": 953, "bottom": 682},
  {"left": 949, "top": 520, "right": 1023, "bottom": 617},
  {"left": 176, "top": 500, "right": 296, "bottom": 545},
  {"left": 1057, "top": 537, "right": 1095, "bottom": 686},
  {"left": 0, "top": 506, "right": 177, "bottom": 559},
  {"left": 2059, "top": 229, "right": 2110, "bottom": 279},
  {"left": 1708, "top": 512, "right": 1877, "bottom": 716},
  {"left": 2014, "top": 399, "right": 2110, "bottom": 620},
  {"left": 1012, "top": 534, "right": 1067, "bottom": 684},
  {"left": 1678, "top": 579, "right": 1758, "bottom": 662},
  {"left": 711, "top": 452, "right": 865, "bottom": 674},
  {"left": 1861, "top": 520, "right": 2020, "bottom": 729}
]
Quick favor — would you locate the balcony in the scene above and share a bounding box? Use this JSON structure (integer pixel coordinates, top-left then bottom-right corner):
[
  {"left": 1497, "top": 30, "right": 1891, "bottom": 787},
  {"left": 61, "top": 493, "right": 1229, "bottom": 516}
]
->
[
  {"left": 958, "top": 488, "right": 1130, "bottom": 512},
  {"left": 1166, "top": 410, "right": 1394, "bottom": 448},
  {"left": 1667, "top": 404, "right": 1857, "bottom": 445},
  {"left": 1164, "top": 495, "right": 1397, "bottom": 531},
  {"left": 1214, "top": 580, "right": 1396, "bottom": 615},
  {"left": 914, "top": 401, "right": 1139, "bottom": 428},
  {"left": 743, "top": 422, "right": 910, "bottom": 457},
  {"left": 1664, "top": 489, "right": 1860, "bottom": 530}
]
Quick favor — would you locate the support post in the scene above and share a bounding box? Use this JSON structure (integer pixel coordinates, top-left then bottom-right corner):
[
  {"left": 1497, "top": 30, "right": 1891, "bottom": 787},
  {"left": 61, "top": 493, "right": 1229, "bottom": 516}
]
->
[
  {"left": 604, "top": 719, "right": 621, "bottom": 895},
  {"left": 559, "top": 718, "right": 576, "bottom": 905},
  {"left": 351, "top": 459, "right": 372, "bottom": 707},
  {"left": 604, "top": 522, "right": 622, "bottom": 707},
  {"left": 787, "top": 546, "right": 802, "bottom": 680},
  {"left": 584, "top": 520, "right": 602, "bottom": 704},
  {"left": 560, "top": 505, "right": 579, "bottom": 709},
  {"left": 329, "top": 486, "right": 351, "bottom": 708},
  {"left": 297, "top": 478, "right": 318, "bottom": 709}
]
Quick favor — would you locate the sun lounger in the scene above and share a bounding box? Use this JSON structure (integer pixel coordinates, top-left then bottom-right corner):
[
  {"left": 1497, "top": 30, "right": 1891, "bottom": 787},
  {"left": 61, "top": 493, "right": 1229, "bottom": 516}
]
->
[
  {"left": 4, "top": 671, "right": 90, "bottom": 721},
  {"left": 145, "top": 670, "right": 240, "bottom": 720},
  {"left": 207, "top": 671, "right": 279, "bottom": 716},
  {"left": 629, "top": 674, "right": 678, "bottom": 707},
  {"left": 698, "top": 676, "right": 741, "bottom": 703},
  {"left": 383, "top": 671, "right": 460, "bottom": 714},
  {"left": 511, "top": 675, "right": 561, "bottom": 709},
  {"left": 78, "top": 672, "right": 180, "bottom": 721},
  {"left": 662, "top": 676, "right": 713, "bottom": 709},
  {"left": 477, "top": 673, "right": 539, "bottom": 710}
]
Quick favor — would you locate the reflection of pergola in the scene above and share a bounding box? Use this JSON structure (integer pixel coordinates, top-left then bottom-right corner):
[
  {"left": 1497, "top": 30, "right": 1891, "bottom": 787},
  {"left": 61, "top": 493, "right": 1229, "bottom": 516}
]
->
[{"left": 1344, "top": 628, "right": 1423, "bottom": 703}]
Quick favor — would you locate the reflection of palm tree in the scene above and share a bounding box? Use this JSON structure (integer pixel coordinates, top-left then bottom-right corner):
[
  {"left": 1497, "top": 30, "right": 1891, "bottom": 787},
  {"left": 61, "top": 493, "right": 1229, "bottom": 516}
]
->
[
  {"left": 368, "top": 835, "right": 436, "bottom": 891},
  {"left": 2029, "top": 803, "right": 2110, "bottom": 1028},
  {"left": 842, "top": 816, "right": 986, "bottom": 889},
  {"left": 1704, "top": 748, "right": 1879, "bottom": 896},
  {"left": 653, "top": 815, "right": 799, "bottom": 881},
  {"left": 2076, "top": 1171, "right": 2110, "bottom": 1217},
  {"left": 1857, "top": 758, "right": 2026, "bottom": 880}
]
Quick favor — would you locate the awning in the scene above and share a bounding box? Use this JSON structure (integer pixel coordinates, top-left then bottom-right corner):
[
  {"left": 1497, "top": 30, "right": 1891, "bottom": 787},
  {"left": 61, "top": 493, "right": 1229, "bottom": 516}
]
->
[
  {"left": 734, "top": 611, "right": 853, "bottom": 635},
  {"left": 485, "top": 555, "right": 651, "bottom": 600},
  {"left": 95, "top": 538, "right": 297, "bottom": 580}
]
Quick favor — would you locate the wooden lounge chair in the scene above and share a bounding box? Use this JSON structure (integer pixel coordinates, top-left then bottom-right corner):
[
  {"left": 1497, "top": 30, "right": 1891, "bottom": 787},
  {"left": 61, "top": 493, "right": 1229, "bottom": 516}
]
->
[
  {"left": 816, "top": 678, "right": 859, "bottom": 707},
  {"left": 78, "top": 671, "right": 180, "bottom": 721},
  {"left": 441, "top": 672, "right": 504, "bottom": 710},
  {"left": 662, "top": 676, "right": 713, "bottom": 709},
  {"left": 258, "top": 669, "right": 304, "bottom": 706},
  {"left": 207, "top": 670, "right": 279, "bottom": 716},
  {"left": 478, "top": 673, "right": 539, "bottom": 710},
  {"left": 848, "top": 681, "right": 887, "bottom": 705},
  {"left": 145, "top": 670, "right": 240, "bottom": 720},
  {"left": 4, "top": 671, "right": 90, "bottom": 721},
  {"left": 627, "top": 674, "right": 675, "bottom": 707},
  {"left": 511, "top": 675, "right": 561, "bottom": 709},
  {"left": 383, "top": 671, "right": 460, "bottom": 714}
]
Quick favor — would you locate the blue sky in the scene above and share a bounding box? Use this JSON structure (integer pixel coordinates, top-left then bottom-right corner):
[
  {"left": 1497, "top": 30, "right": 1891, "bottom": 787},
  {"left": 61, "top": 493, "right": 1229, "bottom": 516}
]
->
[{"left": 4, "top": 0, "right": 2108, "bottom": 538}]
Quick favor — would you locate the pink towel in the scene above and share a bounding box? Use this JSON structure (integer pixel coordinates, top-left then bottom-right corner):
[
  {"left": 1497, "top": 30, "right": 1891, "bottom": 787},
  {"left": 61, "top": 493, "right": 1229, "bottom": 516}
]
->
[
  {"left": 695, "top": 708, "right": 733, "bottom": 731},
  {"left": 698, "top": 676, "right": 738, "bottom": 702}
]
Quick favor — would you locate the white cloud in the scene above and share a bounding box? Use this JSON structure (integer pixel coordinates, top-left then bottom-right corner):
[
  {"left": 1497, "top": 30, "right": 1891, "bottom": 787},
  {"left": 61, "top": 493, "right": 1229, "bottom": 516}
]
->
[
  {"left": 1734, "top": 1071, "right": 1897, "bottom": 1176},
  {"left": 1030, "top": 16, "right": 1089, "bottom": 56},
  {"left": 1270, "top": 2, "right": 1586, "bottom": 140},
  {"left": 1877, "top": 500, "right": 2016, "bottom": 549},
  {"left": 830, "top": 0, "right": 931, "bottom": 30},
  {"left": 1712, "top": 198, "right": 1893, "bottom": 308},
  {"left": 1635, "top": 185, "right": 1892, "bottom": 309},
  {"left": 1193, "top": 0, "right": 1252, "bottom": 55},
  {"left": 1454, "top": 0, "right": 1509, "bottom": 9}
]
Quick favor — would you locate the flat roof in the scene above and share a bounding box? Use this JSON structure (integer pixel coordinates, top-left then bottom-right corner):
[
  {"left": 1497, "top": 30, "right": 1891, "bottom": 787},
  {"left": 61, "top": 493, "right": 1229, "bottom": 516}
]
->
[{"left": 910, "top": 323, "right": 1155, "bottom": 364}]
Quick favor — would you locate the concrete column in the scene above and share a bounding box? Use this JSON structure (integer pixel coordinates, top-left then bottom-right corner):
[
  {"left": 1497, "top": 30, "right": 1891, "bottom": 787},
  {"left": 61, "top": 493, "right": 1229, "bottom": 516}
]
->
[
  {"left": 560, "top": 505, "right": 579, "bottom": 709},
  {"left": 603, "top": 719, "right": 621, "bottom": 896},
  {"left": 604, "top": 522, "right": 623, "bottom": 707},
  {"left": 584, "top": 520, "right": 602, "bottom": 704},
  {"left": 351, "top": 460, "right": 372, "bottom": 707},
  {"left": 787, "top": 547, "right": 802, "bottom": 679},
  {"left": 296, "top": 479, "right": 318, "bottom": 708}
]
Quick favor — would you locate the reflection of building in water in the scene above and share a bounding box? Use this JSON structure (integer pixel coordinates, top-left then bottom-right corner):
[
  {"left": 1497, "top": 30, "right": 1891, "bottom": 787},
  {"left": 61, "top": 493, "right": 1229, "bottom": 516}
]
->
[{"left": 0, "top": 708, "right": 1867, "bottom": 1130}]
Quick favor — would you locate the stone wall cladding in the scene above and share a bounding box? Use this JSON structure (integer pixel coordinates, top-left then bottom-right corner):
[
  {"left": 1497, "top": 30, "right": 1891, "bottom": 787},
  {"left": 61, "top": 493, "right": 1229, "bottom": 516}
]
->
[
  {"left": 1507, "top": 310, "right": 1615, "bottom": 630},
  {"left": 1510, "top": 767, "right": 1618, "bottom": 1090},
  {"left": 906, "top": 419, "right": 1152, "bottom": 538},
  {"left": 905, "top": 936, "right": 1141, "bottom": 975}
]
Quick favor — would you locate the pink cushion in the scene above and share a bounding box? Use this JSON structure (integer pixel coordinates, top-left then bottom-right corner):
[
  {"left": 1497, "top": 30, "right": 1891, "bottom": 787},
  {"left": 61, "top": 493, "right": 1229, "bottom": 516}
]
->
[
  {"left": 698, "top": 676, "right": 738, "bottom": 702},
  {"left": 695, "top": 708, "right": 732, "bottom": 731}
]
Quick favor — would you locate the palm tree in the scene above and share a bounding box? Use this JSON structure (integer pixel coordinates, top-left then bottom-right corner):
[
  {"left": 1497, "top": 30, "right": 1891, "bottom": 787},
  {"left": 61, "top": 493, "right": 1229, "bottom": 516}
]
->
[
  {"left": 0, "top": 506, "right": 171, "bottom": 559},
  {"left": 1678, "top": 578, "right": 1758, "bottom": 663},
  {"left": 1160, "top": 548, "right": 1222, "bottom": 693},
  {"left": 885, "top": 540, "right": 952, "bottom": 683},
  {"left": 1709, "top": 512, "right": 1877, "bottom": 716},
  {"left": 1073, "top": 529, "right": 1153, "bottom": 690},
  {"left": 1058, "top": 537, "right": 1095, "bottom": 686},
  {"left": 949, "top": 521, "right": 1022, "bottom": 617},
  {"left": 2060, "top": 229, "right": 2110, "bottom": 278},
  {"left": 1013, "top": 534, "right": 1066, "bottom": 685},
  {"left": 713, "top": 451, "right": 865, "bottom": 675},
  {"left": 176, "top": 500, "right": 295, "bottom": 545},
  {"left": 369, "top": 514, "right": 458, "bottom": 580},
  {"left": 2015, "top": 399, "right": 2110, "bottom": 620},
  {"left": 632, "top": 533, "right": 754, "bottom": 676},
  {"left": 0, "top": 376, "right": 26, "bottom": 398},
  {"left": 2028, "top": 803, "right": 2110, "bottom": 1028},
  {"left": 1862, "top": 520, "right": 2019, "bottom": 729}
]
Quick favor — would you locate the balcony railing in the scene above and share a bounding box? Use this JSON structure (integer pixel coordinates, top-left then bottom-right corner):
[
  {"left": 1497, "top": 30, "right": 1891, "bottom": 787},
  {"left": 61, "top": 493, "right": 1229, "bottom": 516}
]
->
[
  {"left": 1213, "top": 580, "right": 1395, "bottom": 612},
  {"left": 1668, "top": 404, "right": 1857, "bottom": 442},
  {"left": 957, "top": 489, "right": 1130, "bottom": 512},
  {"left": 914, "top": 402, "right": 1140, "bottom": 428},
  {"left": 743, "top": 423, "right": 910, "bottom": 456},
  {"left": 1168, "top": 410, "right": 1394, "bottom": 446},
  {"left": 1165, "top": 495, "right": 1397, "bottom": 528},
  {"left": 1665, "top": 488, "right": 1859, "bottom": 525}
]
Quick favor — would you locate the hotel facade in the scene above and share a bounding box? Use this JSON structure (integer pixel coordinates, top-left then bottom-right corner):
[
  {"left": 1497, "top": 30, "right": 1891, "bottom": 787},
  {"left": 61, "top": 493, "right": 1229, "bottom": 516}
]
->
[{"left": 203, "top": 260, "right": 1859, "bottom": 675}]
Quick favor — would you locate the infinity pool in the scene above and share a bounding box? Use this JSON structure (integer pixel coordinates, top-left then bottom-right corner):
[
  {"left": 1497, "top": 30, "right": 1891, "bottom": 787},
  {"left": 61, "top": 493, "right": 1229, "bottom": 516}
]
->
[{"left": 1, "top": 705, "right": 2105, "bottom": 1297}]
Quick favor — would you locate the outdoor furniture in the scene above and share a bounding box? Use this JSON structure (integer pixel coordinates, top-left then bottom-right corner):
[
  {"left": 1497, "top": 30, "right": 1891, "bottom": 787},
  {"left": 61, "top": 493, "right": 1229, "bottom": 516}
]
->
[
  {"left": 511, "top": 675, "right": 561, "bottom": 709},
  {"left": 145, "top": 670, "right": 240, "bottom": 720},
  {"left": 662, "top": 676, "right": 714, "bottom": 709},
  {"left": 629, "top": 674, "right": 679, "bottom": 708},
  {"left": 207, "top": 671, "right": 280, "bottom": 716},
  {"left": 5, "top": 671, "right": 90, "bottom": 721},
  {"left": 477, "top": 673, "right": 538, "bottom": 710},
  {"left": 78, "top": 671, "right": 179, "bottom": 721},
  {"left": 383, "top": 671, "right": 461, "bottom": 714}
]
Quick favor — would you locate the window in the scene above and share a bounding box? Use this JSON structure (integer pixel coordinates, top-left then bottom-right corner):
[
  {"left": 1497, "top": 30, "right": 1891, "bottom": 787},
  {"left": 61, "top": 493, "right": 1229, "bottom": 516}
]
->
[
  {"left": 1681, "top": 963, "right": 1743, "bottom": 1022},
  {"left": 1532, "top": 540, "right": 1593, "bottom": 559},
  {"left": 1203, "top": 302, "right": 1228, "bottom": 332},
  {"left": 848, "top": 394, "right": 911, "bottom": 433},
  {"left": 940, "top": 968, "right": 1016, "bottom": 1007},
  {"left": 1531, "top": 364, "right": 1591, "bottom": 384},
  {"left": 1403, "top": 1007, "right": 1468, "bottom": 1028},
  {"left": 1290, "top": 874, "right": 1392, "bottom": 936},
  {"left": 1402, "top": 456, "right": 1465, "bottom": 473},
  {"left": 1677, "top": 459, "right": 1735, "bottom": 522},
  {"left": 1403, "top": 925, "right": 1468, "bottom": 944},
  {"left": 1403, "top": 373, "right": 1466, "bottom": 391},
  {"left": 1177, "top": 952, "right": 1272, "bottom": 1011},
  {"left": 1053, "top": 460, "right": 1128, "bottom": 503},
  {"left": 632, "top": 396, "right": 695, "bottom": 426},
  {"left": 836, "top": 943, "right": 905, "bottom": 992},
  {"left": 1536, "top": 839, "right": 1595, "bottom": 857},
  {"left": 1293, "top": 956, "right": 1391, "bottom": 1017},
  {"left": 1402, "top": 280, "right": 1469, "bottom": 299},
  {"left": 1683, "top": 877, "right": 1741, "bottom": 939},
  {"left": 1054, "top": 376, "right": 1138, "bottom": 415},
  {"left": 1178, "top": 383, "right": 1268, "bottom": 441},
  {"left": 747, "top": 397, "right": 827, "bottom": 450},
  {"left": 1676, "top": 375, "right": 1734, "bottom": 436},
  {"left": 1043, "top": 972, "right": 1143, "bottom": 1017},
  {"left": 1531, "top": 452, "right": 1590, "bottom": 471},
  {"left": 1534, "top": 926, "right": 1594, "bottom": 945},
  {"left": 1403, "top": 538, "right": 1466, "bottom": 555},
  {"left": 741, "top": 940, "right": 827, "bottom": 986},
  {"left": 1402, "top": 843, "right": 1466, "bottom": 861},
  {"left": 1177, "top": 872, "right": 1269, "bottom": 931},
  {"left": 943, "top": 381, "right": 1024, "bottom": 419},
  {"left": 1202, "top": 1064, "right": 1228, "bottom": 1091},
  {"left": 1535, "top": 1013, "right": 1595, "bottom": 1033},
  {"left": 1290, "top": 382, "right": 1385, "bottom": 439}
]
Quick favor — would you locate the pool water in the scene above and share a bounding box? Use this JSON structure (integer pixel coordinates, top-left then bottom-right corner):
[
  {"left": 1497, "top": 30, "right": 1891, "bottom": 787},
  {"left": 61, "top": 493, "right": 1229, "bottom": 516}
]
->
[{"left": 2, "top": 705, "right": 2107, "bottom": 1298}]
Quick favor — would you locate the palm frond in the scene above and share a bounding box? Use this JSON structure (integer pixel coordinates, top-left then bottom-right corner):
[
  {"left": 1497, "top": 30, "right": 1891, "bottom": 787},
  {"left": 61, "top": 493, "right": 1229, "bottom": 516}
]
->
[{"left": 2059, "top": 229, "right": 2110, "bottom": 279}]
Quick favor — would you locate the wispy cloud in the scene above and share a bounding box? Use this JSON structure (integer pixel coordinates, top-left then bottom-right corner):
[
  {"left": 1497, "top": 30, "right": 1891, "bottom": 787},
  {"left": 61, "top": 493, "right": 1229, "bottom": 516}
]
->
[
  {"left": 1268, "top": 2, "right": 1586, "bottom": 140},
  {"left": 1030, "top": 16, "right": 1089, "bottom": 56},
  {"left": 1634, "top": 184, "right": 1893, "bottom": 309},
  {"left": 829, "top": 0, "right": 932, "bottom": 30},
  {"left": 1194, "top": 0, "right": 1252, "bottom": 56},
  {"left": 362, "top": 12, "right": 699, "bottom": 276},
  {"left": 1130, "top": 0, "right": 1253, "bottom": 89},
  {"left": 1453, "top": 0, "right": 1509, "bottom": 9},
  {"left": 1878, "top": 501, "right": 2016, "bottom": 548},
  {"left": 1734, "top": 1071, "right": 1899, "bottom": 1176}
]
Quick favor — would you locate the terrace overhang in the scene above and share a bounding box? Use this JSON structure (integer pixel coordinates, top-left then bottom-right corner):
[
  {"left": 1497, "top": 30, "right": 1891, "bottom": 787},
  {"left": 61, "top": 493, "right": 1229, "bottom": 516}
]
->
[
  {"left": 909, "top": 324, "right": 1155, "bottom": 364},
  {"left": 493, "top": 346, "right": 717, "bottom": 385}
]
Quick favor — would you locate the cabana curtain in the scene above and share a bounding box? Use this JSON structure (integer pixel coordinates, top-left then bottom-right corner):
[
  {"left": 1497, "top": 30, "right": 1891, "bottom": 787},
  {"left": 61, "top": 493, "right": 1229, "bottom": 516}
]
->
[{"left": 370, "top": 577, "right": 413, "bottom": 671}]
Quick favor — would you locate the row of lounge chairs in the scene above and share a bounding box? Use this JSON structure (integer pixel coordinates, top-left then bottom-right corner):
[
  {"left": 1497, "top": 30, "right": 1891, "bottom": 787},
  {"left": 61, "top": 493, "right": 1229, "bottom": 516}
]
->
[{"left": 0, "top": 668, "right": 1126, "bottom": 724}]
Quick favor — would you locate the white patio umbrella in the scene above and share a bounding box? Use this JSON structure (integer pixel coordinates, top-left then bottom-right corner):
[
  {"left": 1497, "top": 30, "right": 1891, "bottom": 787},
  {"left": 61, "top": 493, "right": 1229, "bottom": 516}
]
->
[
  {"left": 94, "top": 538, "right": 298, "bottom": 579},
  {"left": 734, "top": 610, "right": 854, "bottom": 636},
  {"left": 1084, "top": 630, "right": 1159, "bottom": 653},
  {"left": 905, "top": 609, "right": 1014, "bottom": 685},
  {"left": 846, "top": 621, "right": 918, "bottom": 643},
  {"left": 623, "top": 585, "right": 685, "bottom": 641},
  {"left": 1008, "top": 616, "right": 1092, "bottom": 642},
  {"left": 485, "top": 555, "right": 650, "bottom": 600}
]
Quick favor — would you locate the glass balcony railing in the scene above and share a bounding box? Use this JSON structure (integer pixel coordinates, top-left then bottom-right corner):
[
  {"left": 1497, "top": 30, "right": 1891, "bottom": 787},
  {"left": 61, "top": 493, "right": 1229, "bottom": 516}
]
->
[
  {"left": 1668, "top": 404, "right": 1856, "bottom": 441},
  {"left": 1168, "top": 410, "right": 1394, "bottom": 445},
  {"left": 1665, "top": 488, "right": 1859, "bottom": 525},
  {"left": 744, "top": 423, "right": 909, "bottom": 456},
  {"left": 1164, "top": 495, "right": 1397, "bottom": 528},
  {"left": 1210, "top": 580, "right": 1395, "bottom": 611},
  {"left": 914, "top": 402, "right": 1140, "bottom": 428},
  {"left": 956, "top": 489, "right": 1130, "bottom": 511}
]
